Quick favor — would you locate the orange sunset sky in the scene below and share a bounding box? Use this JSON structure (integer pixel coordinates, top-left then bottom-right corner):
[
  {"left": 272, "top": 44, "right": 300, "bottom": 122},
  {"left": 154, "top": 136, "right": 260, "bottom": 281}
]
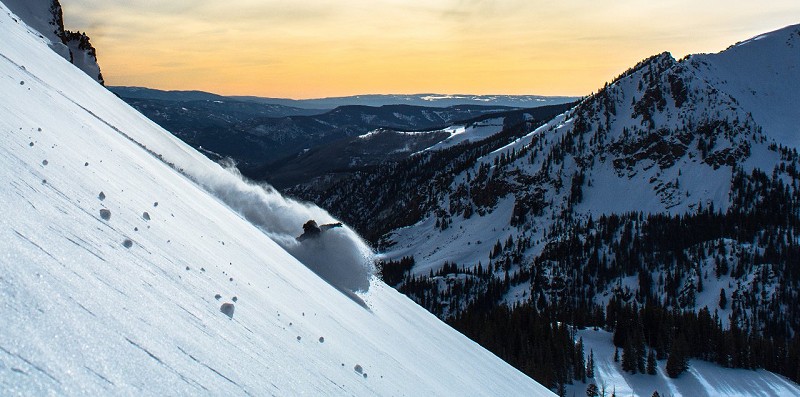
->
[{"left": 60, "top": 0, "right": 800, "bottom": 99}]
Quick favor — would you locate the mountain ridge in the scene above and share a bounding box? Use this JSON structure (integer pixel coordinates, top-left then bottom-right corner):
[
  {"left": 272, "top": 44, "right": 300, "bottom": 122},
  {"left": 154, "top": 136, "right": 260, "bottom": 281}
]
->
[
  {"left": 4, "top": 0, "right": 104, "bottom": 84},
  {"left": 109, "top": 85, "right": 579, "bottom": 109}
]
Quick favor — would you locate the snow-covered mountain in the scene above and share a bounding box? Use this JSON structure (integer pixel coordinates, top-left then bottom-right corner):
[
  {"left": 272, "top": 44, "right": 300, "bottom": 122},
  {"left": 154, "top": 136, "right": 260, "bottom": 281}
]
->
[
  {"left": 291, "top": 24, "right": 800, "bottom": 393},
  {"left": 0, "top": 2, "right": 553, "bottom": 395},
  {"left": 384, "top": 23, "right": 800, "bottom": 309},
  {"left": 4, "top": 0, "right": 103, "bottom": 84}
]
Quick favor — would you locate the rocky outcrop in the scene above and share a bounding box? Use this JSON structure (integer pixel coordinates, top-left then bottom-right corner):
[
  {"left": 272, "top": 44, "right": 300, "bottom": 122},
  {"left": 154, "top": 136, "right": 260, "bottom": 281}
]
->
[{"left": 3, "top": 0, "right": 103, "bottom": 84}]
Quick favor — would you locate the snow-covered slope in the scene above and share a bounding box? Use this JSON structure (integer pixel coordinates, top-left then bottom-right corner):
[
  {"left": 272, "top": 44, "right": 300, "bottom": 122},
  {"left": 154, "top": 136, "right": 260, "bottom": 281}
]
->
[
  {"left": 0, "top": 3, "right": 551, "bottom": 395},
  {"left": 423, "top": 118, "right": 507, "bottom": 152},
  {"left": 565, "top": 329, "right": 800, "bottom": 397},
  {"left": 694, "top": 28, "right": 800, "bottom": 148}
]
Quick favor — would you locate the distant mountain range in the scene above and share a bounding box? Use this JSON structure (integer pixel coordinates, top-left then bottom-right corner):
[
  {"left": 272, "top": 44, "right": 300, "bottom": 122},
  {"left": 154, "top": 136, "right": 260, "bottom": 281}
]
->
[
  {"left": 109, "top": 86, "right": 579, "bottom": 110},
  {"left": 230, "top": 93, "right": 579, "bottom": 110},
  {"left": 109, "top": 85, "right": 577, "bottom": 187}
]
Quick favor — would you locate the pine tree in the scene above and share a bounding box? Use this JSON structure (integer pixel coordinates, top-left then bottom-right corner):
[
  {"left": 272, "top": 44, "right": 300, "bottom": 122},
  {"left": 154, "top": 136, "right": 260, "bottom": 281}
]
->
[
  {"left": 614, "top": 347, "right": 619, "bottom": 362},
  {"left": 586, "top": 383, "right": 599, "bottom": 397},
  {"left": 666, "top": 337, "right": 688, "bottom": 378},
  {"left": 622, "top": 340, "right": 636, "bottom": 373},
  {"left": 576, "top": 338, "right": 586, "bottom": 382},
  {"left": 636, "top": 333, "right": 647, "bottom": 374},
  {"left": 719, "top": 288, "right": 727, "bottom": 310},
  {"left": 647, "top": 349, "right": 657, "bottom": 375},
  {"left": 651, "top": 391, "right": 661, "bottom": 397},
  {"left": 587, "top": 349, "right": 595, "bottom": 378}
]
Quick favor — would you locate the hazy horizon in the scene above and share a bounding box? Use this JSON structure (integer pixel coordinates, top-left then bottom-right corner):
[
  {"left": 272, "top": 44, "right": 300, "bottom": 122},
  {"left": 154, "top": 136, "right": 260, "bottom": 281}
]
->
[{"left": 109, "top": 85, "right": 582, "bottom": 101}]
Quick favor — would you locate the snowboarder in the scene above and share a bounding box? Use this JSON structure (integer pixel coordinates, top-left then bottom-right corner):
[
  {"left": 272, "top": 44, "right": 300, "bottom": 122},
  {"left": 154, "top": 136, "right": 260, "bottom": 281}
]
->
[{"left": 297, "top": 220, "right": 343, "bottom": 241}]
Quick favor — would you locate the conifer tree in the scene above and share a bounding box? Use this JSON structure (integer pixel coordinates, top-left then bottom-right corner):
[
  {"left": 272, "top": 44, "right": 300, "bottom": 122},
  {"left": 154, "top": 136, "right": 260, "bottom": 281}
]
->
[
  {"left": 622, "top": 340, "right": 636, "bottom": 373},
  {"left": 666, "top": 337, "right": 688, "bottom": 378},
  {"left": 636, "top": 333, "right": 647, "bottom": 374},
  {"left": 576, "top": 338, "right": 586, "bottom": 382},
  {"left": 647, "top": 349, "right": 657, "bottom": 375},
  {"left": 586, "top": 383, "right": 599, "bottom": 397}
]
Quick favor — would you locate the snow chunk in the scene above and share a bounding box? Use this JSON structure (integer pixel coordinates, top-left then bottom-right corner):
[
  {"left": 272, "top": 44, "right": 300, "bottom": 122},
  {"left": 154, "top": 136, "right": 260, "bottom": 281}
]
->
[{"left": 220, "top": 303, "right": 234, "bottom": 319}]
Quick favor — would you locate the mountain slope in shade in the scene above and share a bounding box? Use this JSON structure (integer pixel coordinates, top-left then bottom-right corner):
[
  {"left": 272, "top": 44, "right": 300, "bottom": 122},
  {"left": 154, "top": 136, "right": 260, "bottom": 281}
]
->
[{"left": 0, "top": 2, "right": 552, "bottom": 396}]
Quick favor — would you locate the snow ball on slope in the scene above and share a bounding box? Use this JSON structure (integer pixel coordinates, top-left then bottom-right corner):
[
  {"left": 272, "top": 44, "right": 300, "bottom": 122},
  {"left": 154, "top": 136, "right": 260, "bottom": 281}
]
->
[
  {"left": 98, "top": 191, "right": 105, "bottom": 201},
  {"left": 142, "top": 212, "right": 150, "bottom": 221},
  {"left": 122, "top": 239, "right": 133, "bottom": 248},
  {"left": 220, "top": 303, "right": 234, "bottom": 319},
  {"left": 99, "top": 209, "right": 111, "bottom": 220}
]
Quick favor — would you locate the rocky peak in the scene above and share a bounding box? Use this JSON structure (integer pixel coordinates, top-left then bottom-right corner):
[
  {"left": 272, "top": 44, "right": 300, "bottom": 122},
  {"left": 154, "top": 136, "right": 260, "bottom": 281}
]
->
[{"left": 3, "top": 0, "right": 103, "bottom": 84}]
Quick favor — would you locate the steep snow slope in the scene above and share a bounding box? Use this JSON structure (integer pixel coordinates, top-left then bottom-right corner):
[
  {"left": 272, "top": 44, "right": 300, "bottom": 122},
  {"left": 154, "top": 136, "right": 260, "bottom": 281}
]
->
[
  {"left": 693, "top": 26, "right": 800, "bottom": 148},
  {"left": 565, "top": 329, "right": 800, "bottom": 397},
  {"left": 0, "top": 3, "right": 551, "bottom": 396}
]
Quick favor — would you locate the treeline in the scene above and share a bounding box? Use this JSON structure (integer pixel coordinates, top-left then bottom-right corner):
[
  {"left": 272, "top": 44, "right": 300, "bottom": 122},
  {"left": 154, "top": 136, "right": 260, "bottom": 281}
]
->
[
  {"left": 449, "top": 303, "right": 589, "bottom": 392},
  {"left": 608, "top": 300, "right": 800, "bottom": 380}
]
